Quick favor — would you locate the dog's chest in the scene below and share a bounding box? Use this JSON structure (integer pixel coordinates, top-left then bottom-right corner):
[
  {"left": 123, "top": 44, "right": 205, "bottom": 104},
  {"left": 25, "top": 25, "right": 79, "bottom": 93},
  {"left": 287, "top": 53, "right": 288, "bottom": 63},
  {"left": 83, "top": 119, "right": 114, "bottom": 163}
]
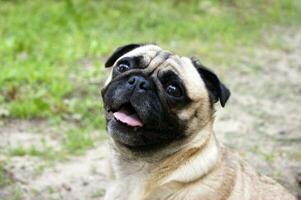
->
[
  {"left": 104, "top": 157, "right": 149, "bottom": 200},
  {"left": 105, "top": 171, "right": 147, "bottom": 200}
]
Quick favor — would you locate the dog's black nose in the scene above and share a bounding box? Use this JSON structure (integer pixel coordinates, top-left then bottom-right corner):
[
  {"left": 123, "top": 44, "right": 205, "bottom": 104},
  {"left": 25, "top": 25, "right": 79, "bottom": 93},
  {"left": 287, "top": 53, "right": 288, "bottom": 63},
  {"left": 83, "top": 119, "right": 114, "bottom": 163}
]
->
[{"left": 127, "top": 76, "right": 151, "bottom": 91}]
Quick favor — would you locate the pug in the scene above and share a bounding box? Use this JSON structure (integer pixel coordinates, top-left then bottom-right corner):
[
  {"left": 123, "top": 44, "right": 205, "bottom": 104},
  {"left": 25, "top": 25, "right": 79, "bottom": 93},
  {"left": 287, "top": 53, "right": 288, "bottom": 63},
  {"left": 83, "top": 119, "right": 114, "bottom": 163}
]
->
[{"left": 101, "top": 44, "right": 295, "bottom": 200}]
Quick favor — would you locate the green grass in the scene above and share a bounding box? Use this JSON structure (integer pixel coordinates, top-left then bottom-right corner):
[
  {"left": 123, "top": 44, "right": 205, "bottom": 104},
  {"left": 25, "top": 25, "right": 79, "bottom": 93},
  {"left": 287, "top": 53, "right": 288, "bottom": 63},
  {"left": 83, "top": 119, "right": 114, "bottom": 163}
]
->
[
  {"left": 7, "top": 145, "right": 59, "bottom": 159},
  {"left": 4, "top": 128, "right": 101, "bottom": 160},
  {"left": 63, "top": 128, "right": 95, "bottom": 154},
  {"left": 91, "top": 189, "right": 106, "bottom": 198},
  {"left": 0, "top": 0, "right": 301, "bottom": 125}
]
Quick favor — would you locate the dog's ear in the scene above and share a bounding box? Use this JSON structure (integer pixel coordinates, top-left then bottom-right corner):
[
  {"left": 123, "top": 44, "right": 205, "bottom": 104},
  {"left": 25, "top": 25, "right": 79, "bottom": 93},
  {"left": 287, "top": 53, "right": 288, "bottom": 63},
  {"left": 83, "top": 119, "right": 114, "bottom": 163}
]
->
[
  {"left": 105, "top": 44, "right": 142, "bottom": 68},
  {"left": 191, "top": 58, "right": 230, "bottom": 107}
]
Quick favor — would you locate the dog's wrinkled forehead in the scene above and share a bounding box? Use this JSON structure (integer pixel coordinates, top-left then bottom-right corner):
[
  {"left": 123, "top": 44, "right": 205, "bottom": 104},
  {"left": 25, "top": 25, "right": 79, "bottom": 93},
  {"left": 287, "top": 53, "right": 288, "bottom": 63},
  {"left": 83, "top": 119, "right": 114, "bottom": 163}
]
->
[{"left": 112, "top": 44, "right": 207, "bottom": 100}]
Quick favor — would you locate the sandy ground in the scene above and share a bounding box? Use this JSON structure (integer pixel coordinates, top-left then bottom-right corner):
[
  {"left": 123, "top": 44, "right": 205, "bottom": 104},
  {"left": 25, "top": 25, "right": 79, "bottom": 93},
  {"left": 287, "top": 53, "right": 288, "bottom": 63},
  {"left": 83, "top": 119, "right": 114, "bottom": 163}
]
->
[{"left": 0, "top": 28, "right": 301, "bottom": 200}]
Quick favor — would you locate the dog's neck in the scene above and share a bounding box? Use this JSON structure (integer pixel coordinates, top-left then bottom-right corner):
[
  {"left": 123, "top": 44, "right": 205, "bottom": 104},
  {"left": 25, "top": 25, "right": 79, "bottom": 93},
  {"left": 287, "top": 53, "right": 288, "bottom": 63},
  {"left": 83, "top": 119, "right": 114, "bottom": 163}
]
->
[{"left": 110, "top": 120, "right": 221, "bottom": 184}]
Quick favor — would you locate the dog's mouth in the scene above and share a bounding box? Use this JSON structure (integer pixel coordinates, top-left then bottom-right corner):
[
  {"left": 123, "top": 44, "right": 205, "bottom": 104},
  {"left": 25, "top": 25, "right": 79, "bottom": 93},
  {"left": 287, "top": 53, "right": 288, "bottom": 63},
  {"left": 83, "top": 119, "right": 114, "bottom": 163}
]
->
[{"left": 108, "top": 103, "right": 143, "bottom": 128}]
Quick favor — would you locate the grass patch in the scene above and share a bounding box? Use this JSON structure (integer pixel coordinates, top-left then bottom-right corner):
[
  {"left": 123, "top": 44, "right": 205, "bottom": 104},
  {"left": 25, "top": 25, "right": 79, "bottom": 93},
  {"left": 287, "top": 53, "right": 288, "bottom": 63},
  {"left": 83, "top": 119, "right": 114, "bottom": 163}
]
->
[
  {"left": 63, "top": 129, "right": 95, "bottom": 154},
  {"left": 6, "top": 145, "right": 65, "bottom": 161},
  {"left": 0, "top": 0, "right": 300, "bottom": 123},
  {"left": 5, "top": 128, "right": 99, "bottom": 159},
  {"left": 91, "top": 189, "right": 106, "bottom": 198}
]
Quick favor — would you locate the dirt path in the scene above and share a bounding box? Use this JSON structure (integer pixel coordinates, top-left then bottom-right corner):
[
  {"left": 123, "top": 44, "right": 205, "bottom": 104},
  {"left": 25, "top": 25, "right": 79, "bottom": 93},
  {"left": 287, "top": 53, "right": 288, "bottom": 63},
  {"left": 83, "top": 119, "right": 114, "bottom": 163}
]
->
[
  {"left": 1, "top": 28, "right": 301, "bottom": 199},
  {"left": 0, "top": 120, "right": 109, "bottom": 200},
  {"left": 215, "top": 27, "right": 301, "bottom": 197}
]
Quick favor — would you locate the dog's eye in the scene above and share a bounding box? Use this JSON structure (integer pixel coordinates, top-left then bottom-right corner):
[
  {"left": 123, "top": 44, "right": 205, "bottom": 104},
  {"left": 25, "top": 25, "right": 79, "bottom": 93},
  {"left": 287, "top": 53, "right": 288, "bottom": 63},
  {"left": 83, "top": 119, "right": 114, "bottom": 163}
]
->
[
  {"left": 166, "top": 84, "right": 182, "bottom": 97},
  {"left": 116, "top": 63, "right": 130, "bottom": 73}
]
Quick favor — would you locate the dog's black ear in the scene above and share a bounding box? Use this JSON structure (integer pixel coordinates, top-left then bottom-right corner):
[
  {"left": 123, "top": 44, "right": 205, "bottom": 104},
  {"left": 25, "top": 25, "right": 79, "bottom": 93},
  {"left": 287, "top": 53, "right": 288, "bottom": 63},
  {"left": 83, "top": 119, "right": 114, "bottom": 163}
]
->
[
  {"left": 105, "top": 44, "right": 142, "bottom": 68},
  {"left": 191, "top": 58, "right": 230, "bottom": 107}
]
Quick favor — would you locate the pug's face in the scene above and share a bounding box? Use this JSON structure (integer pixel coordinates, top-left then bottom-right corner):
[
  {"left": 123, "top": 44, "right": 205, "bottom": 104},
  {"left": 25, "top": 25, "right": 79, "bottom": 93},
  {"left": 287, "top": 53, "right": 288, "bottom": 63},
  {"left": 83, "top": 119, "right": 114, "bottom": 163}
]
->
[{"left": 101, "top": 44, "right": 230, "bottom": 150}]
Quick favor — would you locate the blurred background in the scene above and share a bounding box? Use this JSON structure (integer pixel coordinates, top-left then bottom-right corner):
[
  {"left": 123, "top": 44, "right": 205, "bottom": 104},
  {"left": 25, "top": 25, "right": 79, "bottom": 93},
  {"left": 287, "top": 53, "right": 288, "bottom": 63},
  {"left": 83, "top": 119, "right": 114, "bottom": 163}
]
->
[{"left": 0, "top": 0, "right": 301, "bottom": 199}]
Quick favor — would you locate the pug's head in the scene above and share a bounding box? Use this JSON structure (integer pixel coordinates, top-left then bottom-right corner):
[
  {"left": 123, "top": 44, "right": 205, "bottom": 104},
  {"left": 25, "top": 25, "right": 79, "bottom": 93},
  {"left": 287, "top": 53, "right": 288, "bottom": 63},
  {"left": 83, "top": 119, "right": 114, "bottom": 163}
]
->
[{"left": 101, "top": 44, "right": 230, "bottom": 151}]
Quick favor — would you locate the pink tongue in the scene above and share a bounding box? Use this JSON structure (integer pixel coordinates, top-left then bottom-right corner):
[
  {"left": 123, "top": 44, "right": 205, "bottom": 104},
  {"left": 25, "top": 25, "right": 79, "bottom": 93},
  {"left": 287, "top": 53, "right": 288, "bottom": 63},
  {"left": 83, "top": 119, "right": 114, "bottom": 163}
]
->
[{"left": 113, "top": 111, "right": 143, "bottom": 127}]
